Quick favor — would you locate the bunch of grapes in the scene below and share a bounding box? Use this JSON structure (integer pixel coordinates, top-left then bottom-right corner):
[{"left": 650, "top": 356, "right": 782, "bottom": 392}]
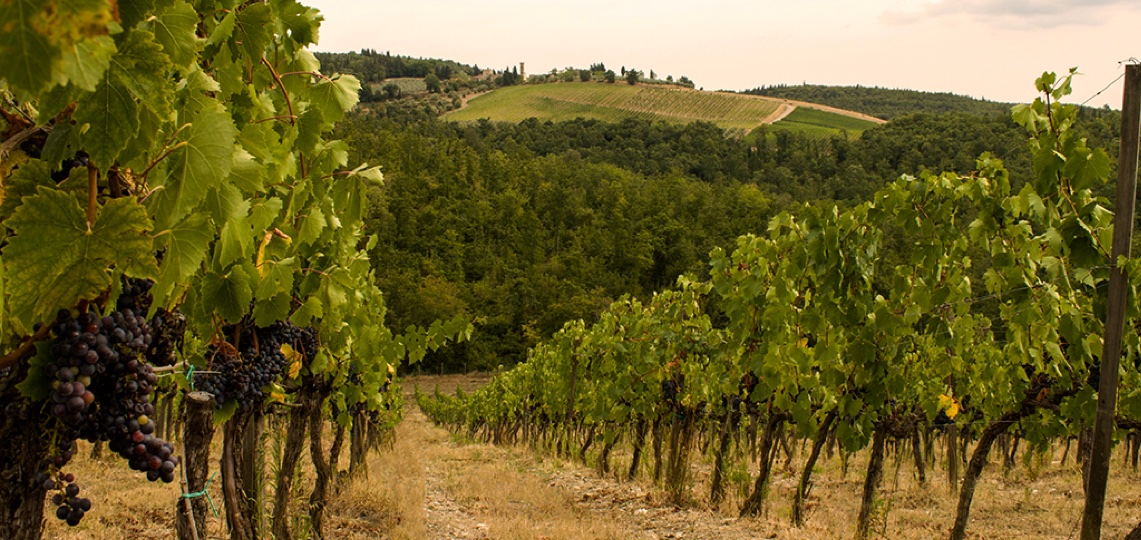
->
[
  {"left": 49, "top": 152, "right": 89, "bottom": 182},
  {"left": 35, "top": 282, "right": 181, "bottom": 526},
  {"left": 197, "top": 320, "right": 318, "bottom": 409},
  {"left": 146, "top": 307, "right": 187, "bottom": 367}
]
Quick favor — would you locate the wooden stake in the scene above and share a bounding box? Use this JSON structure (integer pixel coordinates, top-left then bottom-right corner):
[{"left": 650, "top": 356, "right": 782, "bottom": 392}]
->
[{"left": 1081, "top": 63, "right": 1141, "bottom": 540}]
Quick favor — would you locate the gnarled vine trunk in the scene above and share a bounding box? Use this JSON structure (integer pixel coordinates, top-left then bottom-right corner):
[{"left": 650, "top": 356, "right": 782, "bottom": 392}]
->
[
  {"left": 792, "top": 411, "right": 836, "bottom": 526},
  {"left": 0, "top": 365, "right": 50, "bottom": 540}
]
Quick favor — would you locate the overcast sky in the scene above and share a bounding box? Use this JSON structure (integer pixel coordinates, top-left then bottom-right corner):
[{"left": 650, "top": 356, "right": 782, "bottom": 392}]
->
[{"left": 304, "top": 0, "right": 1139, "bottom": 109}]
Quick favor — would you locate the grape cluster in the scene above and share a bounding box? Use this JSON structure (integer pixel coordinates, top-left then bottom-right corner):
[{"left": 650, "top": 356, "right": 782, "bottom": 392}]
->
[
  {"left": 36, "top": 284, "right": 181, "bottom": 526},
  {"left": 117, "top": 278, "right": 153, "bottom": 314},
  {"left": 661, "top": 379, "right": 680, "bottom": 403},
  {"left": 146, "top": 307, "right": 187, "bottom": 367},
  {"left": 50, "top": 152, "right": 89, "bottom": 182},
  {"left": 37, "top": 471, "right": 92, "bottom": 526},
  {"left": 1087, "top": 362, "right": 1101, "bottom": 391},
  {"left": 198, "top": 320, "right": 318, "bottom": 409}
]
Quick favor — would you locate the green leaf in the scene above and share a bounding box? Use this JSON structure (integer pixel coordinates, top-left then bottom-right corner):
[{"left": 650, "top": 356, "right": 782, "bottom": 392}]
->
[
  {"left": 308, "top": 75, "right": 361, "bottom": 123},
  {"left": 60, "top": 35, "right": 116, "bottom": 92},
  {"left": 235, "top": 3, "right": 273, "bottom": 60},
  {"left": 257, "top": 257, "right": 296, "bottom": 298},
  {"left": 148, "top": 103, "right": 237, "bottom": 228},
  {"left": 1064, "top": 147, "right": 1111, "bottom": 191},
  {"left": 229, "top": 147, "right": 265, "bottom": 194},
  {"left": 3, "top": 188, "right": 156, "bottom": 329},
  {"left": 110, "top": 30, "right": 173, "bottom": 115},
  {"left": 152, "top": 214, "right": 214, "bottom": 308},
  {"left": 0, "top": 159, "right": 53, "bottom": 220},
  {"left": 15, "top": 342, "right": 54, "bottom": 400},
  {"left": 0, "top": 0, "right": 59, "bottom": 98},
  {"left": 298, "top": 207, "right": 325, "bottom": 246},
  {"left": 206, "top": 9, "right": 237, "bottom": 48},
  {"left": 151, "top": 0, "right": 199, "bottom": 68},
  {"left": 201, "top": 263, "right": 253, "bottom": 323},
  {"left": 291, "top": 295, "right": 323, "bottom": 326},
  {"left": 74, "top": 77, "right": 139, "bottom": 172},
  {"left": 215, "top": 212, "right": 252, "bottom": 268},
  {"left": 213, "top": 399, "right": 238, "bottom": 426},
  {"left": 253, "top": 292, "right": 292, "bottom": 327}
]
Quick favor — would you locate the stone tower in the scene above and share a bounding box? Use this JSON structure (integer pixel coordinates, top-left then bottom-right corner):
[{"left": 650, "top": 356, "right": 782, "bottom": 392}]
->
[{"left": 520, "top": 62, "right": 525, "bottom": 82}]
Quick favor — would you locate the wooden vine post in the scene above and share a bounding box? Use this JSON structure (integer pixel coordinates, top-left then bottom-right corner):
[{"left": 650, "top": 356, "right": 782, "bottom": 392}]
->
[
  {"left": 177, "top": 391, "right": 216, "bottom": 540},
  {"left": 1081, "top": 62, "right": 1141, "bottom": 540}
]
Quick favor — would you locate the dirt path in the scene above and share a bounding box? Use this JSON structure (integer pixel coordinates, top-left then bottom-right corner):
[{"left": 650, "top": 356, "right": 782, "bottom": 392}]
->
[
  {"left": 381, "top": 396, "right": 778, "bottom": 540},
  {"left": 761, "top": 102, "right": 796, "bottom": 124}
]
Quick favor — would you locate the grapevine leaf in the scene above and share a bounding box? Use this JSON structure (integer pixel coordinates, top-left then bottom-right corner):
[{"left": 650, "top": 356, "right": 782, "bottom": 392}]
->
[
  {"left": 253, "top": 292, "right": 291, "bottom": 327},
  {"left": 249, "top": 197, "right": 284, "bottom": 233},
  {"left": 3, "top": 188, "right": 156, "bottom": 329},
  {"left": 229, "top": 147, "right": 265, "bottom": 194},
  {"left": 74, "top": 77, "right": 139, "bottom": 172},
  {"left": 213, "top": 399, "right": 238, "bottom": 426},
  {"left": 308, "top": 75, "right": 361, "bottom": 123},
  {"left": 257, "top": 257, "right": 297, "bottom": 298},
  {"left": 310, "top": 349, "right": 331, "bottom": 374},
  {"left": 215, "top": 212, "right": 252, "bottom": 268},
  {"left": 152, "top": 213, "right": 214, "bottom": 309},
  {"left": 206, "top": 9, "right": 236, "bottom": 48},
  {"left": 40, "top": 120, "right": 82, "bottom": 169},
  {"left": 148, "top": 103, "right": 237, "bottom": 229},
  {"left": 15, "top": 342, "right": 54, "bottom": 400},
  {"left": 234, "top": 3, "right": 272, "bottom": 59},
  {"left": 282, "top": 343, "right": 304, "bottom": 378},
  {"left": 0, "top": 159, "right": 53, "bottom": 221},
  {"left": 279, "top": 1, "right": 321, "bottom": 47},
  {"left": 60, "top": 35, "right": 116, "bottom": 92},
  {"left": 0, "top": 0, "right": 58, "bottom": 98},
  {"left": 118, "top": 0, "right": 157, "bottom": 29},
  {"left": 298, "top": 207, "right": 326, "bottom": 246},
  {"left": 201, "top": 263, "right": 252, "bottom": 323},
  {"left": 151, "top": 0, "right": 199, "bottom": 68},
  {"left": 1064, "top": 147, "right": 1110, "bottom": 191},
  {"left": 291, "top": 296, "right": 323, "bottom": 326},
  {"left": 111, "top": 30, "right": 172, "bottom": 106}
]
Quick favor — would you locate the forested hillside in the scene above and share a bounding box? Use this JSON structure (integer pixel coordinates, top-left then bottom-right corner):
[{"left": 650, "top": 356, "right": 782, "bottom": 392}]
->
[
  {"left": 743, "top": 84, "right": 1014, "bottom": 120},
  {"left": 340, "top": 109, "right": 1120, "bottom": 373}
]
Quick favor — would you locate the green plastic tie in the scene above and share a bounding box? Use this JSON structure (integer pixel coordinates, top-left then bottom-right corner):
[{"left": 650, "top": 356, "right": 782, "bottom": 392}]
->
[
  {"left": 185, "top": 364, "right": 196, "bottom": 392},
  {"left": 180, "top": 471, "right": 218, "bottom": 517}
]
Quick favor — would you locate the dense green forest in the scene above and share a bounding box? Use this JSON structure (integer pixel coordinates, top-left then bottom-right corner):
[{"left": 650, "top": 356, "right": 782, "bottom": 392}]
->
[
  {"left": 320, "top": 53, "right": 1123, "bottom": 372},
  {"left": 313, "top": 49, "right": 482, "bottom": 83},
  {"left": 338, "top": 106, "right": 1120, "bottom": 373},
  {"left": 743, "top": 84, "right": 1014, "bottom": 120}
]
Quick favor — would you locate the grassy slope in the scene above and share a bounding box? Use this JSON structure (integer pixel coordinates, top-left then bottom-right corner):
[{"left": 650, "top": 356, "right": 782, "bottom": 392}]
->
[
  {"left": 444, "top": 82, "right": 783, "bottom": 133},
  {"left": 770, "top": 107, "right": 881, "bottom": 139}
]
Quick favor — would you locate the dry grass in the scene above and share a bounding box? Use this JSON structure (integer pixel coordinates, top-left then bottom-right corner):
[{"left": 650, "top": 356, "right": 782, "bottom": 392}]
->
[{"left": 38, "top": 375, "right": 1141, "bottom": 540}]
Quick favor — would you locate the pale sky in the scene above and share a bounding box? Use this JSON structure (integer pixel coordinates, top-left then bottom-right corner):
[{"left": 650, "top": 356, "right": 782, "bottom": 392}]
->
[{"left": 305, "top": 0, "right": 1139, "bottom": 109}]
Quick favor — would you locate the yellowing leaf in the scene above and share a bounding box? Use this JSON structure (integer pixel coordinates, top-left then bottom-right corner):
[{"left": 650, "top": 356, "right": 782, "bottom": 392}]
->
[
  {"left": 938, "top": 393, "right": 960, "bottom": 419},
  {"left": 282, "top": 343, "right": 304, "bottom": 379}
]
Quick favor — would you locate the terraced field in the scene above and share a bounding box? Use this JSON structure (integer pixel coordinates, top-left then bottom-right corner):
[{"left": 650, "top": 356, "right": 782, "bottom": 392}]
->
[{"left": 443, "top": 82, "right": 783, "bottom": 132}]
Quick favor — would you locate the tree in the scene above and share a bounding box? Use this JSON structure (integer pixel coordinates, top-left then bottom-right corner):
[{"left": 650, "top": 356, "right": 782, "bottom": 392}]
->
[
  {"left": 425, "top": 72, "right": 442, "bottom": 93},
  {"left": 605, "top": 70, "right": 617, "bottom": 83},
  {"left": 580, "top": 69, "right": 592, "bottom": 82},
  {"left": 383, "top": 82, "right": 402, "bottom": 100},
  {"left": 650, "top": 69, "right": 656, "bottom": 80},
  {"left": 626, "top": 69, "right": 639, "bottom": 85}
]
